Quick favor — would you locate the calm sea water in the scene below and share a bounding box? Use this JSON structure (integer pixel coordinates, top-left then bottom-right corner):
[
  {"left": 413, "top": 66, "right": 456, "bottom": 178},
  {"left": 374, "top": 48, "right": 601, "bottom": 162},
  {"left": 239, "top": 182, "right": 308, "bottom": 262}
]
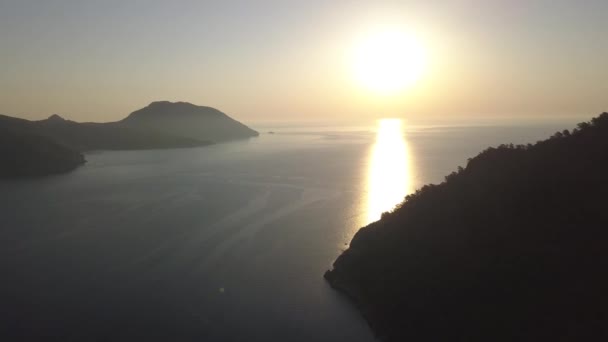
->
[{"left": 0, "top": 120, "right": 576, "bottom": 341}]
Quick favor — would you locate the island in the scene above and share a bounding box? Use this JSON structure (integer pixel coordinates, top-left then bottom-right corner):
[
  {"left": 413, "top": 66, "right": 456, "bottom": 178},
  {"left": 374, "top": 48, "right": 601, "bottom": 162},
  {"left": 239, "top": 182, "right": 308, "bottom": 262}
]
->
[
  {"left": 325, "top": 112, "right": 608, "bottom": 341},
  {"left": 0, "top": 102, "right": 258, "bottom": 178},
  {"left": 120, "top": 101, "right": 259, "bottom": 142}
]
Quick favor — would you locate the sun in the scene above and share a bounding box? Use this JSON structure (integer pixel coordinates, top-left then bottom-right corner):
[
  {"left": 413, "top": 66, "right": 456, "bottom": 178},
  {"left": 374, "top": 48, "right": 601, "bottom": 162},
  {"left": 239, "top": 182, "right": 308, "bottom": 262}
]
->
[{"left": 353, "top": 29, "right": 427, "bottom": 95}]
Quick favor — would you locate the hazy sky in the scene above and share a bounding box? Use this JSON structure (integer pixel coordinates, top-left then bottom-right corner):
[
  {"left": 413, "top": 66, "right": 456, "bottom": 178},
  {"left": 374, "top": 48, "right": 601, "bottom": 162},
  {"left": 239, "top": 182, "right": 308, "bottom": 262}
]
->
[{"left": 1, "top": 0, "right": 607, "bottom": 123}]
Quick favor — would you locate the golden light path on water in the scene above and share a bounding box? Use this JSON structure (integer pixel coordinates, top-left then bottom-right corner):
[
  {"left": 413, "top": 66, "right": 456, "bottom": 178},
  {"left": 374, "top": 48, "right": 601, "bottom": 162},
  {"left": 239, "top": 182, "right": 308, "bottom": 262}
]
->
[{"left": 366, "top": 119, "right": 413, "bottom": 224}]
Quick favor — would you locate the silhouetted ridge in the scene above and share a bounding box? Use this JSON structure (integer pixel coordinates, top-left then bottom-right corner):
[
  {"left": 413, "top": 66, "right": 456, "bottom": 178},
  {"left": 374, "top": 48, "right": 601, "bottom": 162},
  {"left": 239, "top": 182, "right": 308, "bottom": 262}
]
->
[
  {"left": 124, "top": 101, "right": 223, "bottom": 120},
  {"left": 325, "top": 112, "right": 608, "bottom": 342},
  {"left": 46, "top": 114, "right": 65, "bottom": 122},
  {"left": 0, "top": 102, "right": 256, "bottom": 177},
  {"left": 121, "top": 101, "right": 259, "bottom": 142}
]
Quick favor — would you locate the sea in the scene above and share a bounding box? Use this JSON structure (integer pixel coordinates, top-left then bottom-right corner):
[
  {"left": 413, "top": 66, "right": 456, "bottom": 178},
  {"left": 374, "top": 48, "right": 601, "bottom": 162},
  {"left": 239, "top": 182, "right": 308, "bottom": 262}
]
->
[{"left": 0, "top": 119, "right": 579, "bottom": 341}]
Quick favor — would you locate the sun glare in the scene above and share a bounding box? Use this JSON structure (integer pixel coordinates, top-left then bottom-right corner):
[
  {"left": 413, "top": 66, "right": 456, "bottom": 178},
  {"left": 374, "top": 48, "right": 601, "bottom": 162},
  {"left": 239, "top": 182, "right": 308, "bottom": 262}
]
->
[
  {"left": 366, "top": 119, "right": 412, "bottom": 224},
  {"left": 353, "top": 29, "right": 426, "bottom": 95}
]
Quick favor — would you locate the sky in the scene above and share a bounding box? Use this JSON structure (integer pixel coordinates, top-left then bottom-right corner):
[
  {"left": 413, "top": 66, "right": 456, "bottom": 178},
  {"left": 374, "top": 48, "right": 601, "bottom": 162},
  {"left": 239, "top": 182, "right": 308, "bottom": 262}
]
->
[{"left": 1, "top": 0, "right": 607, "bottom": 124}]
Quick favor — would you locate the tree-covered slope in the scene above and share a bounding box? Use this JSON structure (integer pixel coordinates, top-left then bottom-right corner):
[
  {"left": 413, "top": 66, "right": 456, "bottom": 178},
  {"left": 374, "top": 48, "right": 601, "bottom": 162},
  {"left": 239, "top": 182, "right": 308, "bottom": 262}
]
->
[
  {"left": 0, "top": 128, "right": 85, "bottom": 178},
  {"left": 325, "top": 113, "right": 608, "bottom": 341}
]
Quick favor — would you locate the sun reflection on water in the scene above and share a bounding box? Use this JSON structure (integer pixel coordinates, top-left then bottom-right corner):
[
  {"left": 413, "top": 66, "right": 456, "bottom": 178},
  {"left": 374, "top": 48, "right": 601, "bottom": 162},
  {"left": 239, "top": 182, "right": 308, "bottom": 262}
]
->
[{"left": 366, "top": 119, "right": 412, "bottom": 224}]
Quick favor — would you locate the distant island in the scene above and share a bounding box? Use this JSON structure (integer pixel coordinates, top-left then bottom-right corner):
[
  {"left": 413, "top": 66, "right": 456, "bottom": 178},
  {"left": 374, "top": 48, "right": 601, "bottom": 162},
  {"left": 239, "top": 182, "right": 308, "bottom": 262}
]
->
[
  {"left": 0, "top": 101, "right": 258, "bottom": 178},
  {"left": 325, "top": 113, "right": 608, "bottom": 341},
  {"left": 121, "top": 101, "right": 259, "bottom": 142}
]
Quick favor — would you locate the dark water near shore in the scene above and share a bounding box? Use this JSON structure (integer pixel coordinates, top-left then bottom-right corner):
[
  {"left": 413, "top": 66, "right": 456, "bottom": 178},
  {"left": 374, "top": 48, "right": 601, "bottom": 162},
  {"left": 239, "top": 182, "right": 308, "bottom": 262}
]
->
[{"left": 0, "top": 121, "right": 576, "bottom": 341}]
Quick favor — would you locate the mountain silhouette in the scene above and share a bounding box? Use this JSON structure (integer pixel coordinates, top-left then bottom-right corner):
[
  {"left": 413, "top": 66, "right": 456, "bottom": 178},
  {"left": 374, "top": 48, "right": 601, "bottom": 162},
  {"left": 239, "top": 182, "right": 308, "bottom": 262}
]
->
[
  {"left": 325, "top": 112, "right": 608, "bottom": 341},
  {"left": 0, "top": 102, "right": 258, "bottom": 177},
  {"left": 120, "top": 101, "right": 259, "bottom": 142}
]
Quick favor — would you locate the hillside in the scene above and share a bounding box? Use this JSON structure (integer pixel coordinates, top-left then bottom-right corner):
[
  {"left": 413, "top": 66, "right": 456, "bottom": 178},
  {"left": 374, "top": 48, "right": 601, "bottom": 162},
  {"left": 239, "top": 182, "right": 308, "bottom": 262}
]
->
[
  {"left": 120, "top": 101, "right": 259, "bottom": 142},
  {"left": 0, "top": 128, "right": 85, "bottom": 178},
  {"left": 0, "top": 102, "right": 258, "bottom": 152},
  {"left": 0, "top": 102, "right": 257, "bottom": 177},
  {"left": 0, "top": 113, "right": 210, "bottom": 152},
  {"left": 325, "top": 113, "right": 608, "bottom": 341}
]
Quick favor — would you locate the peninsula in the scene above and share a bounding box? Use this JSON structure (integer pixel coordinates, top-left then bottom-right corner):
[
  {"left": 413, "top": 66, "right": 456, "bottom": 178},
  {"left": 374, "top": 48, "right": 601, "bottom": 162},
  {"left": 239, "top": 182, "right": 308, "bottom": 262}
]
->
[{"left": 325, "top": 113, "right": 608, "bottom": 341}]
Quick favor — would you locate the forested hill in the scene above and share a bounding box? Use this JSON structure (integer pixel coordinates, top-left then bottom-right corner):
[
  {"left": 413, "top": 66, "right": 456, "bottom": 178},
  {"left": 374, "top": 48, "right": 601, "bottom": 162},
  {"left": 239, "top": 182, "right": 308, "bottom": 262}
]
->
[
  {"left": 325, "top": 113, "right": 608, "bottom": 341},
  {"left": 0, "top": 128, "right": 85, "bottom": 178}
]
